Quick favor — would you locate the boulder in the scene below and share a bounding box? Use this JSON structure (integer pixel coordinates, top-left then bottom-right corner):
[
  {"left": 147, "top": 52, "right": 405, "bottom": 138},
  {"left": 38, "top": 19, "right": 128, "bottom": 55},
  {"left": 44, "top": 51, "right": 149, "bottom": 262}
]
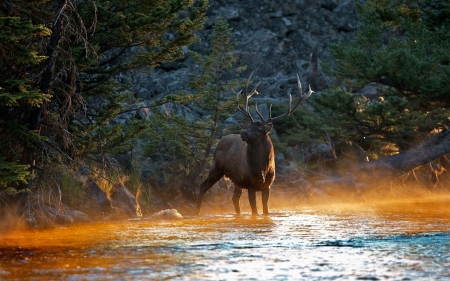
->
[
  {"left": 42, "top": 206, "right": 73, "bottom": 226},
  {"left": 293, "top": 141, "right": 333, "bottom": 163},
  {"left": 151, "top": 209, "right": 183, "bottom": 220},
  {"left": 83, "top": 180, "right": 112, "bottom": 217},
  {"left": 275, "top": 161, "right": 302, "bottom": 183},
  {"left": 109, "top": 184, "right": 142, "bottom": 219}
]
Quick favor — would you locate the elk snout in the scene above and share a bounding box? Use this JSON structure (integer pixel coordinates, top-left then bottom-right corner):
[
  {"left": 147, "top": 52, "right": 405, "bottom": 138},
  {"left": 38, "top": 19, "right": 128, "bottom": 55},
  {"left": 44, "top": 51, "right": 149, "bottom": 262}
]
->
[{"left": 241, "top": 130, "right": 249, "bottom": 142}]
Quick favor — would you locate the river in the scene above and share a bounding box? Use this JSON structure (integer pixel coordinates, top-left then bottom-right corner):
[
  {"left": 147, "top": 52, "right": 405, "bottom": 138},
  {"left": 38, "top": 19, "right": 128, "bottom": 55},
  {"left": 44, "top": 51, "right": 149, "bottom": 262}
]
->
[{"left": 1, "top": 197, "right": 450, "bottom": 280}]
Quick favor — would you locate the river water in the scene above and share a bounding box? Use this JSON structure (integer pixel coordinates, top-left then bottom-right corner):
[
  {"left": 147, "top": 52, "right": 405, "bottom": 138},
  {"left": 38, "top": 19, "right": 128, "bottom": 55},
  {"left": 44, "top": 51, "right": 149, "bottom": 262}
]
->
[{"left": 1, "top": 197, "right": 450, "bottom": 280}]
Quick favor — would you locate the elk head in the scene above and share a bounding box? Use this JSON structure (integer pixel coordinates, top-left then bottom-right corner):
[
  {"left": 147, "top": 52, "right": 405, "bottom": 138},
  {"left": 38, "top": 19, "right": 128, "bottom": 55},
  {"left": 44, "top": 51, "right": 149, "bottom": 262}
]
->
[{"left": 236, "top": 72, "right": 314, "bottom": 142}]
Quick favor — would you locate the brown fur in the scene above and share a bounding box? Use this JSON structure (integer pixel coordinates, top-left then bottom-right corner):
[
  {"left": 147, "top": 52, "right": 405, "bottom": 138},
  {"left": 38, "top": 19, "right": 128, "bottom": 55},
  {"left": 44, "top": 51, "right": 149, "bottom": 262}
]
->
[{"left": 196, "top": 123, "right": 275, "bottom": 216}]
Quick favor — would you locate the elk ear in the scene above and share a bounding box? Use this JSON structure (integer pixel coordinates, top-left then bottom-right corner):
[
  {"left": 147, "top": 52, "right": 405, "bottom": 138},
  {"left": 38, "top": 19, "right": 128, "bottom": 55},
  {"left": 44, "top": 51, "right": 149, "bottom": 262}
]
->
[
  {"left": 264, "top": 123, "right": 273, "bottom": 134},
  {"left": 238, "top": 120, "right": 250, "bottom": 130}
]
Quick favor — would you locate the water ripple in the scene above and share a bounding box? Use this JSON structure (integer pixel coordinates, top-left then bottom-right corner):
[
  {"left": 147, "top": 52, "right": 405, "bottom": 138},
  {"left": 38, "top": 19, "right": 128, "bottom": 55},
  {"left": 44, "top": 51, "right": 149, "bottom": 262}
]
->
[{"left": 1, "top": 199, "right": 450, "bottom": 280}]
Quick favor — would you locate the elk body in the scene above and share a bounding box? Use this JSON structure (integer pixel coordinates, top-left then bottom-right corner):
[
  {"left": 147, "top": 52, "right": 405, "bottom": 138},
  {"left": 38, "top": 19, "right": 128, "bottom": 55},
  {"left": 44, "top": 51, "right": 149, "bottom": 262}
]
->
[{"left": 195, "top": 73, "right": 313, "bottom": 216}]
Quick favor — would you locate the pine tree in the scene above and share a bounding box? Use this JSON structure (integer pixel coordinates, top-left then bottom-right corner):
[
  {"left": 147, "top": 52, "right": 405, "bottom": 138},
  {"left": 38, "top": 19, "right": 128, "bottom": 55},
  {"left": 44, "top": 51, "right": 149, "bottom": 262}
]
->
[
  {"left": 186, "top": 17, "right": 246, "bottom": 181},
  {"left": 320, "top": 0, "right": 450, "bottom": 157},
  {"left": 0, "top": 0, "right": 208, "bottom": 194},
  {"left": 65, "top": 0, "right": 208, "bottom": 159},
  {"left": 143, "top": 17, "right": 245, "bottom": 194},
  {"left": 0, "top": 16, "right": 52, "bottom": 189}
]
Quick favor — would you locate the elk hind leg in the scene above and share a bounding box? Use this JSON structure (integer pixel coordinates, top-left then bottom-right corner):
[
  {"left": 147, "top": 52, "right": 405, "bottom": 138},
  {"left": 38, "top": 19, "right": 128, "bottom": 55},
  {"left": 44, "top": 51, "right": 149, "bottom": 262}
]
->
[
  {"left": 195, "top": 166, "right": 223, "bottom": 215},
  {"left": 232, "top": 186, "right": 243, "bottom": 216}
]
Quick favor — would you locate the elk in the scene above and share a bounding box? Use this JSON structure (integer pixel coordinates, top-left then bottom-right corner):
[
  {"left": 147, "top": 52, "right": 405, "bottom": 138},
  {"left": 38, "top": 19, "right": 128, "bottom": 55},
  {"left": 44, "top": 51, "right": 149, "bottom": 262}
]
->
[{"left": 195, "top": 72, "right": 313, "bottom": 216}]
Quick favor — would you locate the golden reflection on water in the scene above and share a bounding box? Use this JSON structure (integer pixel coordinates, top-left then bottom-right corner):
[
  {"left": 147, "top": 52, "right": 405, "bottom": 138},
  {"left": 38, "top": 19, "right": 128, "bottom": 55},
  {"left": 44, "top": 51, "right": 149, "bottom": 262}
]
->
[{"left": 1, "top": 196, "right": 450, "bottom": 280}]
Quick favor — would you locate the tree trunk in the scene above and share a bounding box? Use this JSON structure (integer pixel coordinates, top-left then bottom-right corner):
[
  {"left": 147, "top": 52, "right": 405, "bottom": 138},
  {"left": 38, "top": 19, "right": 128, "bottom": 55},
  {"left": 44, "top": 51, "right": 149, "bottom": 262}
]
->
[
  {"left": 31, "top": 0, "right": 66, "bottom": 131},
  {"left": 23, "top": 0, "right": 65, "bottom": 172},
  {"left": 353, "top": 129, "right": 450, "bottom": 188}
]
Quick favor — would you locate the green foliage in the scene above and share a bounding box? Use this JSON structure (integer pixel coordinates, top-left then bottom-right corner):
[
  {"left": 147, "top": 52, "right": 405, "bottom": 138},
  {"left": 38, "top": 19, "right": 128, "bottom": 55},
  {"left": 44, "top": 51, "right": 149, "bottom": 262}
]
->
[
  {"left": 0, "top": 0, "right": 207, "bottom": 190},
  {"left": 271, "top": 87, "right": 359, "bottom": 152},
  {"left": 421, "top": 0, "right": 450, "bottom": 29},
  {"left": 143, "top": 17, "right": 245, "bottom": 187},
  {"left": 187, "top": 17, "right": 246, "bottom": 114},
  {"left": 71, "top": 0, "right": 208, "bottom": 158},
  {"left": 58, "top": 167, "right": 84, "bottom": 209},
  {"left": 0, "top": 158, "right": 30, "bottom": 188},
  {"left": 0, "top": 15, "right": 53, "bottom": 189},
  {"left": 144, "top": 109, "right": 209, "bottom": 174},
  {"left": 306, "top": 88, "right": 357, "bottom": 140},
  {"left": 272, "top": 104, "right": 321, "bottom": 146},
  {"left": 77, "top": 0, "right": 208, "bottom": 82},
  {"left": 325, "top": 0, "right": 450, "bottom": 155},
  {"left": 187, "top": 17, "right": 245, "bottom": 144}
]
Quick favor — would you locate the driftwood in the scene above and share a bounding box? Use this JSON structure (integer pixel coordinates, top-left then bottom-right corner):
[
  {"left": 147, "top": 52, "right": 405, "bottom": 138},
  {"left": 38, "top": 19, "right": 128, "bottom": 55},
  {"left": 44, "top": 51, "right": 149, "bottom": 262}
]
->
[{"left": 353, "top": 129, "right": 450, "bottom": 188}]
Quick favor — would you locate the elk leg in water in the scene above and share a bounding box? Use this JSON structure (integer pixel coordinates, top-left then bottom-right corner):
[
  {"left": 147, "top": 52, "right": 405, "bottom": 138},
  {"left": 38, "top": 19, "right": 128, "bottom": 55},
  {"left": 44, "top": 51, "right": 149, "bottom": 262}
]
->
[
  {"left": 196, "top": 165, "right": 224, "bottom": 215},
  {"left": 262, "top": 188, "right": 270, "bottom": 215},
  {"left": 248, "top": 189, "right": 258, "bottom": 216},
  {"left": 232, "top": 186, "right": 243, "bottom": 216}
]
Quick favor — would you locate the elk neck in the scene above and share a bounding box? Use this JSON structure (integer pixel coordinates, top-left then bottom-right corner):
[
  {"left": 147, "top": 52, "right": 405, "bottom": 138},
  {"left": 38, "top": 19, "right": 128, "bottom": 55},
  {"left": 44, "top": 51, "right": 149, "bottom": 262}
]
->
[{"left": 245, "top": 135, "right": 274, "bottom": 174}]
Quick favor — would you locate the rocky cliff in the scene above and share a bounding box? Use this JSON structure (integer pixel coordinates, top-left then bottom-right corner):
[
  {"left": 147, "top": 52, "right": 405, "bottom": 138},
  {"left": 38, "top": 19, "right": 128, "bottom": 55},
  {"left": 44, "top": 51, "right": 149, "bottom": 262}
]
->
[{"left": 122, "top": 0, "right": 363, "bottom": 107}]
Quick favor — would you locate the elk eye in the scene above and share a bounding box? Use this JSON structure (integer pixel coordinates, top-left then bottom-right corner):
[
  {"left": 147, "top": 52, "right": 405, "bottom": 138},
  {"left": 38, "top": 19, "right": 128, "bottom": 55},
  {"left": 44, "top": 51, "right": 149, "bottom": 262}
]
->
[{"left": 258, "top": 128, "right": 263, "bottom": 132}]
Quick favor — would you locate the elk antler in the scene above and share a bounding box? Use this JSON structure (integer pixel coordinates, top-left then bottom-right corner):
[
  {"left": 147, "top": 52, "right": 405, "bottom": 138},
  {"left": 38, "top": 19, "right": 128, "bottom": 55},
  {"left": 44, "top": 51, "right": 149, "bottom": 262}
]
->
[
  {"left": 237, "top": 73, "right": 313, "bottom": 123},
  {"left": 237, "top": 71, "right": 261, "bottom": 122},
  {"left": 263, "top": 74, "right": 314, "bottom": 124}
]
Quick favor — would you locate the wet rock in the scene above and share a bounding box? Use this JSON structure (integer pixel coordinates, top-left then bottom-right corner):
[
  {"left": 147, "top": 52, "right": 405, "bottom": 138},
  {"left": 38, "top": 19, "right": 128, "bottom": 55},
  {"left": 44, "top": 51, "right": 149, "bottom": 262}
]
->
[
  {"left": 83, "top": 180, "right": 112, "bottom": 217},
  {"left": 151, "top": 209, "right": 183, "bottom": 220},
  {"left": 67, "top": 209, "right": 91, "bottom": 224},
  {"left": 276, "top": 177, "right": 312, "bottom": 194},
  {"left": 42, "top": 206, "right": 73, "bottom": 226},
  {"left": 109, "top": 184, "right": 142, "bottom": 219},
  {"left": 40, "top": 205, "right": 92, "bottom": 226}
]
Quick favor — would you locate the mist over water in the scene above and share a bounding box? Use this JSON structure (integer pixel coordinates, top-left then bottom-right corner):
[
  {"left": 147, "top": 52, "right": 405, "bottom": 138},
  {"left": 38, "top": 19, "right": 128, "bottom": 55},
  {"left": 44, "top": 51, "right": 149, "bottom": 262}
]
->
[{"left": 1, "top": 197, "right": 450, "bottom": 280}]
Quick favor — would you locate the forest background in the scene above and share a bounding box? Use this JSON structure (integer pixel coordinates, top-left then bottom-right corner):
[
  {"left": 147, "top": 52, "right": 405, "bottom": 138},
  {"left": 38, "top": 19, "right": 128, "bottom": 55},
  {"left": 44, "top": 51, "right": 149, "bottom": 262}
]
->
[{"left": 1, "top": 0, "right": 450, "bottom": 229}]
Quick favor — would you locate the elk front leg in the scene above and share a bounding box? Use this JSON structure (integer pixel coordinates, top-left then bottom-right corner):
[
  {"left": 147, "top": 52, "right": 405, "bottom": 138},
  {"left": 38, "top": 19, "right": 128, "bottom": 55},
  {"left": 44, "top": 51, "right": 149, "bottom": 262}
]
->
[
  {"left": 232, "top": 186, "right": 243, "bottom": 216},
  {"left": 248, "top": 189, "right": 258, "bottom": 216},
  {"left": 262, "top": 188, "right": 270, "bottom": 215}
]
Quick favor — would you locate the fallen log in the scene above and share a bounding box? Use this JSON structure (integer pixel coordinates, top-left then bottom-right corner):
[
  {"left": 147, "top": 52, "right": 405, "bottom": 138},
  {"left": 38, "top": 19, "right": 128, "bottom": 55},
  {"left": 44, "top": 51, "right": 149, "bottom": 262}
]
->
[{"left": 353, "top": 129, "right": 450, "bottom": 188}]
